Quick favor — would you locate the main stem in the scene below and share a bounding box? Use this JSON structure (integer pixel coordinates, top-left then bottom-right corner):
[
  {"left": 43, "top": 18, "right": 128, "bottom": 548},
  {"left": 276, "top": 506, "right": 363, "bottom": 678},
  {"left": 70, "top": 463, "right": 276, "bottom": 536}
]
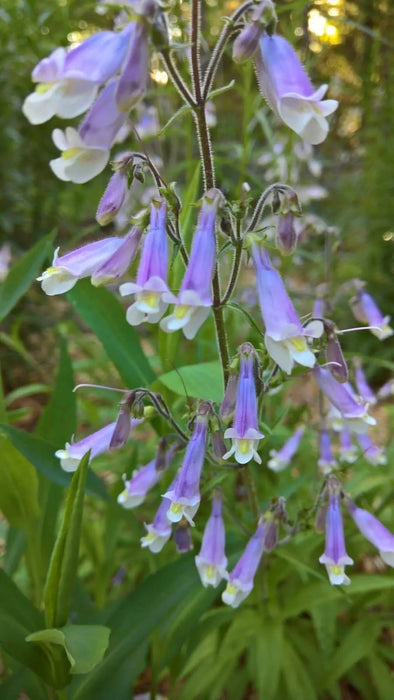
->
[{"left": 191, "top": 0, "right": 230, "bottom": 384}]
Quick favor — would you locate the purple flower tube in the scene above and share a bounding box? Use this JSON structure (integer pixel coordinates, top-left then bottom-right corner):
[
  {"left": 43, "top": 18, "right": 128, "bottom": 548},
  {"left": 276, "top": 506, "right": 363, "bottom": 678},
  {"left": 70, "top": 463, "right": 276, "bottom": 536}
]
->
[
  {"left": 313, "top": 367, "right": 376, "bottom": 434},
  {"left": 319, "top": 480, "right": 353, "bottom": 585},
  {"left": 268, "top": 427, "right": 304, "bottom": 472},
  {"left": 116, "top": 21, "right": 149, "bottom": 111},
  {"left": 345, "top": 500, "right": 394, "bottom": 567},
  {"left": 354, "top": 358, "right": 376, "bottom": 405},
  {"left": 140, "top": 497, "right": 172, "bottom": 553},
  {"left": 223, "top": 343, "right": 264, "bottom": 465},
  {"left": 338, "top": 427, "right": 357, "bottom": 464},
  {"left": 195, "top": 497, "right": 228, "bottom": 587},
  {"left": 117, "top": 444, "right": 173, "bottom": 509},
  {"left": 254, "top": 34, "right": 338, "bottom": 144},
  {"left": 92, "top": 225, "right": 143, "bottom": 287},
  {"left": 318, "top": 429, "right": 337, "bottom": 475},
  {"left": 222, "top": 521, "right": 265, "bottom": 608},
  {"left": 119, "top": 198, "right": 170, "bottom": 325},
  {"left": 350, "top": 288, "right": 393, "bottom": 340},
  {"left": 160, "top": 189, "right": 222, "bottom": 340},
  {"left": 163, "top": 407, "right": 209, "bottom": 526},
  {"left": 357, "top": 433, "right": 387, "bottom": 466},
  {"left": 252, "top": 244, "right": 323, "bottom": 374}
]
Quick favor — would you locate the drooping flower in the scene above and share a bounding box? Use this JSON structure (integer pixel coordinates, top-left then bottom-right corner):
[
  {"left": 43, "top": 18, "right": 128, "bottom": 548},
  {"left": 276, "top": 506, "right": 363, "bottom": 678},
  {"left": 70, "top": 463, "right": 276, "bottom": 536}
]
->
[
  {"left": 117, "top": 444, "right": 173, "bottom": 509},
  {"left": 163, "top": 404, "right": 209, "bottom": 526},
  {"left": 353, "top": 358, "right": 376, "bottom": 405},
  {"left": 55, "top": 418, "right": 140, "bottom": 472},
  {"left": 252, "top": 244, "right": 323, "bottom": 374},
  {"left": 116, "top": 20, "right": 149, "bottom": 111},
  {"left": 318, "top": 429, "right": 337, "bottom": 475},
  {"left": 174, "top": 522, "right": 193, "bottom": 553},
  {"left": 377, "top": 379, "right": 394, "bottom": 400},
  {"left": 324, "top": 320, "right": 348, "bottom": 383},
  {"left": 268, "top": 427, "right": 304, "bottom": 472},
  {"left": 319, "top": 479, "right": 353, "bottom": 585},
  {"left": 254, "top": 34, "right": 338, "bottom": 144},
  {"left": 357, "top": 433, "right": 387, "bottom": 467},
  {"left": 338, "top": 427, "right": 357, "bottom": 464},
  {"left": 119, "top": 198, "right": 170, "bottom": 325},
  {"left": 140, "top": 497, "right": 172, "bottom": 553},
  {"left": 222, "top": 520, "right": 265, "bottom": 608},
  {"left": 195, "top": 497, "right": 228, "bottom": 587},
  {"left": 350, "top": 287, "right": 393, "bottom": 341},
  {"left": 96, "top": 156, "right": 131, "bottom": 226},
  {"left": 313, "top": 367, "right": 376, "bottom": 434},
  {"left": 223, "top": 344, "right": 264, "bottom": 465},
  {"left": 160, "top": 189, "right": 222, "bottom": 340},
  {"left": 345, "top": 499, "right": 394, "bottom": 567}
]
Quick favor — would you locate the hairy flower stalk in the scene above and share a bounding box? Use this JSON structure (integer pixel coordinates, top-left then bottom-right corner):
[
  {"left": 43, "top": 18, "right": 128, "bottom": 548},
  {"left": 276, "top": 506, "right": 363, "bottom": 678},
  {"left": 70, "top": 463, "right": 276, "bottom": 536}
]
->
[
  {"left": 254, "top": 34, "right": 338, "bottom": 144},
  {"left": 319, "top": 479, "right": 353, "bottom": 585},
  {"left": 345, "top": 499, "right": 394, "bottom": 567},
  {"left": 313, "top": 367, "right": 376, "bottom": 434},
  {"left": 120, "top": 198, "right": 170, "bottom": 325},
  {"left": 195, "top": 496, "right": 228, "bottom": 587},
  {"left": 350, "top": 286, "right": 393, "bottom": 340},
  {"left": 222, "top": 520, "right": 265, "bottom": 608},
  {"left": 252, "top": 243, "right": 323, "bottom": 373},
  {"left": 160, "top": 189, "right": 222, "bottom": 340},
  {"left": 55, "top": 418, "right": 140, "bottom": 472},
  {"left": 268, "top": 427, "right": 304, "bottom": 472},
  {"left": 163, "top": 404, "right": 209, "bottom": 526},
  {"left": 140, "top": 497, "right": 172, "bottom": 553},
  {"left": 223, "top": 343, "right": 264, "bottom": 465}
]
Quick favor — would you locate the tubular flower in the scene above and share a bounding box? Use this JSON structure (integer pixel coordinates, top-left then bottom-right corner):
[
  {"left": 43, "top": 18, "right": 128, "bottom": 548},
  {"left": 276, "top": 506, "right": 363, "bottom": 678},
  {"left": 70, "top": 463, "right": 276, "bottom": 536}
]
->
[
  {"left": 313, "top": 367, "right": 376, "bottom": 434},
  {"left": 254, "top": 34, "right": 338, "bottom": 145},
  {"left": 96, "top": 157, "right": 131, "bottom": 226},
  {"left": 345, "top": 500, "right": 394, "bottom": 567},
  {"left": 119, "top": 198, "right": 169, "bottom": 325},
  {"left": 116, "top": 21, "right": 149, "bottom": 111},
  {"left": 223, "top": 344, "right": 264, "bottom": 465},
  {"left": 117, "top": 445, "right": 173, "bottom": 509},
  {"left": 338, "top": 427, "right": 358, "bottom": 464},
  {"left": 163, "top": 406, "right": 209, "bottom": 526},
  {"left": 319, "top": 479, "right": 353, "bottom": 585},
  {"left": 353, "top": 358, "right": 376, "bottom": 405},
  {"left": 350, "top": 288, "right": 393, "bottom": 341},
  {"left": 160, "top": 189, "right": 222, "bottom": 340},
  {"left": 268, "top": 427, "right": 304, "bottom": 472},
  {"left": 318, "top": 429, "right": 337, "bottom": 475},
  {"left": 222, "top": 521, "right": 266, "bottom": 608},
  {"left": 252, "top": 244, "right": 323, "bottom": 374},
  {"left": 195, "top": 497, "right": 228, "bottom": 588},
  {"left": 357, "top": 433, "right": 387, "bottom": 467},
  {"left": 91, "top": 226, "right": 143, "bottom": 287},
  {"left": 55, "top": 418, "right": 140, "bottom": 472},
  {"left": 140, "top": 497, "right": 172, "bottom": 553}
]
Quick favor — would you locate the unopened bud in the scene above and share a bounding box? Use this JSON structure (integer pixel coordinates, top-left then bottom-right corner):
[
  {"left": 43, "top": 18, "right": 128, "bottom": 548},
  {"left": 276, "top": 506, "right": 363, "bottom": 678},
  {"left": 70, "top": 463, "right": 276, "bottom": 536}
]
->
[
  {"left": 212, "top": 430, "right": 227, "bottom": 460},
  {"left": 174, "top": 521, "right": 193, "bottom": 553},
  {"left": 110, "top": 392, "right": 135, "bottom": 450},
  {"left": 219, "top": 372, "right": 238, "bottom": 420},
  {"left": 324, "top": 320, "right": 348, "bottom": 383},
  {"left": 233, "top": 21, "right": 264, "bottom": 63},
  {"left": 96, "top": 169, "right": 129, "bottom": 226},
  {"left": 275, "top": 212, "right": 297, "bottom": 255},
  {"left": 315, "top": 504, "right": 327, "bottom": 532}
]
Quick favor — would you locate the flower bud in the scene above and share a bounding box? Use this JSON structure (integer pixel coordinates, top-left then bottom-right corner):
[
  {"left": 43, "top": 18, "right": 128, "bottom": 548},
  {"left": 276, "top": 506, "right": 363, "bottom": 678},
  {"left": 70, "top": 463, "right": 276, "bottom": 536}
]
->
[
  {"left": 275, "top": 212, "right": 297, "bottom": 255},
  {"left": 219, "top": 372, "right": 238, "bottom": 420},
  {"left": 174, "top": 521, "right": 193, "bottom": 553},
  {"left": 324, "top": 320, "right": 348, "bottom": 383},
  {"left": 233, "top": 22, "right": 264, "bottom": 64}
]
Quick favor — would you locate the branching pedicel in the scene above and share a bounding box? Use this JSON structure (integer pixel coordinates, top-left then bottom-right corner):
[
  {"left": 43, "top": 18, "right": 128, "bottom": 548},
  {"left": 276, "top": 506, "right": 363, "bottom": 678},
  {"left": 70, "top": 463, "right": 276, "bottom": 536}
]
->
[{"left": 26, "top": 0, "right": 393, "bottom": 606}]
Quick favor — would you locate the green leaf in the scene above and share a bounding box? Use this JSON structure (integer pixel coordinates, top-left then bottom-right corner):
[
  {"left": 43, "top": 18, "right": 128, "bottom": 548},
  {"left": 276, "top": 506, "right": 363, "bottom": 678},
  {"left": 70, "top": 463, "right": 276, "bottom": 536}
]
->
[
  {"left": 324, "top": 618, "right": 379, "bottom": 684},
  {"left": 0, "top": 424, "right": 109, "bottom": 501},
  {"left": 0, "top": 569, "right": 69, "bottom": 688},
  {"left": 158, "top": 360, "right": 224, "bottom": 402},
  {"left": 71, "top": 555, "right": 220, "bottom": 700},
  {"left": 281, "top": 640, "right": 317, "bottom": 700},
  {"left": 44, "top": 451, "right": 90, "bottom": 628},
  {"left": 251, "top": 619, "right": 283, "bottom": 698},
  {"left": 0, "top": 434, "right": 40, "bottom": 528},
  {"left": 368, "top": 654, "right": 394, "bottom": 700},
  {"left": 26, "top": 624, "right": 110, "bottom": 675},
  {"left": 0, "top": 232, "right": 54, "bottom": 321},
  {"left": 35, "top": 338, "right": 76, "bottom": 445},
  {"left": 68, "top": 280, "right": 155, "bottom": 387}
]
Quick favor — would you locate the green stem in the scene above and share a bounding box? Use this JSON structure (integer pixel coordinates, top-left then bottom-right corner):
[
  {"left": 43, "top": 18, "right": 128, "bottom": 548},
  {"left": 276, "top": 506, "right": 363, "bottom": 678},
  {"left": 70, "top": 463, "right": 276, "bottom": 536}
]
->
[{"left": 244, "top": 466, "right": 260, "bottom": 525}]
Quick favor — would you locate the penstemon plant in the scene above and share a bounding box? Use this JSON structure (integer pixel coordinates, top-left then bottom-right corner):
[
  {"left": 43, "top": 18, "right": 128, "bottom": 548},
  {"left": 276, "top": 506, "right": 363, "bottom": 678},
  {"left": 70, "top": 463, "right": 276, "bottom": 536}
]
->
[{"left": 1, "top": 0, "right": 393, "bottom": 697}]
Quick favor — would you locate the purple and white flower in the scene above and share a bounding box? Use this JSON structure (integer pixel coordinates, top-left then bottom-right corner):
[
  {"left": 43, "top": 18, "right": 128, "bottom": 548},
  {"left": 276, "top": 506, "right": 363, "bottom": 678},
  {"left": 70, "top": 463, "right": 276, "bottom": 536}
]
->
[
  {"left": 195, "top": 497, "right": 228, "bottom": 587},
  {"left": 223, "top": 344, "right": 264, "bottom": 465},
  {"left": 160, "top": 189, "right": 222, "bottom": 340},
  {"left": 252, "top": 244, "right": 323, "bottom": 374},
  {"left": 96, "top": 154, "right": 132, "bottom": 225},
  {"left": 116, "top": 21, "right": 149, "bottom": 111},
  {"left": 357, "top": 433, "right": 387, "bottom": 467},
  {"left": 55, "top": 417, "right": 140, "bottom": 472},
  {"left": 91, "top": 226, "right": 142, "bottom": 287},
  {"left": 140, "top": 497, "right": 172, "bottom": 553},
  {"left": 318, "top": 429, "right": 337, "bottom": 474},
  {"left": 254, "top": 34, "right": 338, "bottom": 145},
  {"left": 119, "top": 198, "right": 169, "bottom": 325},
  {"left": 313, "top": 367, "right": 376, "bottom": 434},
  {"left": 350, "top": 287, "right": 393, "bottom": 341},
  {"left": 377, "top": 379, "right": 394, "bottom": 400},
  {"left": 163, "top": 405, "right": 209, "bottom": 526},
  {"left": 345, "top": 500, "right": 394, "bottom": 567},
  {"left": 117, "top": 445, "right": 173, "bottom": 509},
  {"left": 354, "top": 358, "right": 376, "bottom": 405},
  {"left": 268, "top": 427, "right": 304, "bottom": 472},
  {"left": 338, "top": 427, "right": 358, "bottom": 464},
  {"left": 319, "top": 479, "right": 353, "bottom": 585},
  {"left": 222, "top": 520, "right": 265, "bottom": 608}
]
